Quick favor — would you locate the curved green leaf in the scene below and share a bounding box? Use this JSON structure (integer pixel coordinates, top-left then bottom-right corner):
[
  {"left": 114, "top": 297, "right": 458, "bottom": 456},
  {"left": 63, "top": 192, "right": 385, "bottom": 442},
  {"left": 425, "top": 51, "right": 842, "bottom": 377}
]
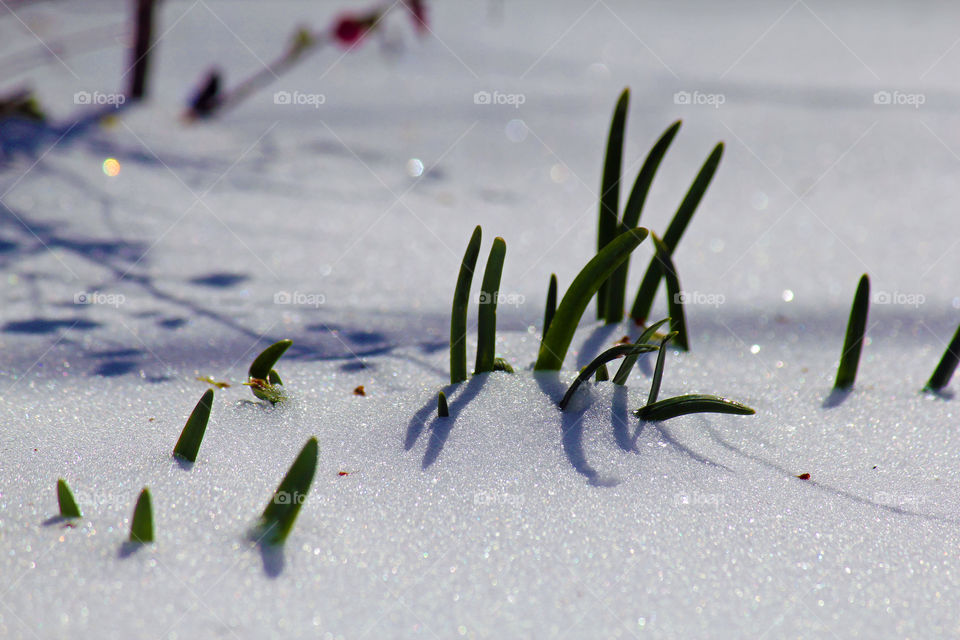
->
[
  {"left": 249, "top": 339, "right": 292, "bottom": 381},
  {"left": 57, "top": 479, "right": 81, "bottom": 518},
  {"left": 257, "top": 437, "right": 318, "bottom": 545},
  {"left": 834, "top": 274, "right": 870, "bottom": 390},
  {"left": 636, "top": 394, "right": 755, "bottom": 421},
  {"left": 925, "top": 322, "right": 960, "bottom": 392},
  {"left": 475, "top": 237, "right": 506, "bottom": 374},
  {"left": 612, "top": 317, "right": 672, "bottom": 385},
  {"left": 597, "top": 88, "right": 630, "bottom": 319},
  {"left": 451, "top": 226, "right": 482, "bottom": 384},
  {"left": 173, "top": 389, "right": 213, "bottom": 463},
  {"left": 559, "top": 343, "right": 658, "bottom": 409}
]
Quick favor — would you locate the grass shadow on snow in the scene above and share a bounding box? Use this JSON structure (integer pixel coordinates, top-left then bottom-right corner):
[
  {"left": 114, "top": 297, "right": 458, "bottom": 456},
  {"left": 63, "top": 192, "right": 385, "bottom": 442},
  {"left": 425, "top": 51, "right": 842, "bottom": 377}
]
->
[
  {"left": 822, "top": 387, "right": 852, "bottom": 409},
  {"left": 404, "top": 375, "right": 488, "bottom": 468}
]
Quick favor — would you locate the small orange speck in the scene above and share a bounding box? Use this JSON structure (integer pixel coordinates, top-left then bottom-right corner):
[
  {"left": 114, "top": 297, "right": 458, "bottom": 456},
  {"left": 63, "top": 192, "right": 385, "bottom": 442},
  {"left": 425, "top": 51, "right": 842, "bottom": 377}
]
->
[
  {"left": 796, "top": 473, "right": 810, "bottom": 480},
  {"left": 148, "top": 418, "right": 155, "bottom": 422},
  {"left": 338, "top": 471, "right": 350, "bottom": 476},
  {"left": 353, "top": 385, "right": 366, "bottom": 396},
  {"left": 616, "top": 335, "right": 631, "bottom": 345}
]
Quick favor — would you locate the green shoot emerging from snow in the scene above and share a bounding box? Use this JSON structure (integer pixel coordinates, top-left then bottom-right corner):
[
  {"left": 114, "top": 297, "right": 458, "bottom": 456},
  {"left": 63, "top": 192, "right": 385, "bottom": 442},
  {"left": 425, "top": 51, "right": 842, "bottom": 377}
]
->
[
  {"left": 543, "top": 273, "right": 557, "bottom": 336},
  {"left": 925, "top": 323, "right": 960, "bottom": 393},
  {"left": 475, "top": 237, "right": 507, "bottom": 374},
  {"left": 596, "top": 88, "right": 630, "bottom": 320},
  {"left": 834, "top": 274, "right": 870, "bottom": 391},
  {"left": 637, "top": 395, "right": 755, "bottom": 421},
  {"left": 651, "top": 234, "right": 689, "bottom": 351},
  {"left": 173, "top": 389, "right": 213, "bottom": 463},
  {"left": 648, "top": 331, "right": 678, "bottom": 406},
  {"left": 631, "top": 142, "right": 724, "bottom": 324},
  {"left": 536, "top": 227, "right": 648, "bottom": 371},
  {"left": 256, "top": 437, "right": 318, "bottom": 545},
  {"left": 451, "top": 226, "right": 482, "bottom": 384},
  {"left": 438, "top": 391, "right": 449, "bottom": 417},
  {"left": 129, "top": 488, "right": 153, "bottom": 543},
  {"left": 247, "top": 339, "right": 292, "bottom": 403},
  {"left": 57, "top": 479, "right": 81, "bottom": 518}
]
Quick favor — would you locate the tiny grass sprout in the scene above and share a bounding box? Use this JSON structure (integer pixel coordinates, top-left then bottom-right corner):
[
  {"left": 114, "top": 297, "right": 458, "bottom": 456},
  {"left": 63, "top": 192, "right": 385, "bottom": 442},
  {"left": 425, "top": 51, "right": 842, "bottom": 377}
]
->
[
  {"left": 834, "top": 274, "right": 870, "bottom": 390},
  {"left": 652, "top": 234, "right": 689, "bottom": 351},
  {"left": 129, "top": 488, "right": 153, "bottom": 543},
  {"left": 536, "top": 227, "right": 649, "bottom": 371},
  {"left": 595, "top": 362, "right": 610, "bottom": 381},
  {"left": 612, "top": 317, "right": 672, "bottom": 385},
  {"left": 543, "top": 273, "right": 557, "bottom": 336},
  {"left": 475, "top": 237, "right": 507, "bottom": 374},
  {"left": 636, "top": 394, "right": 755, "bottom": 421},
  {"left": 248, "top": 339, "right": 292, "bottom": 403},
  {"left": 56, "top": 479, "right": 81, "bottom": 518},
  {"left": 631, "top": 142, "right": 724, "bottom": 324},
  {"left": 596, "top": 88, "right": 630, "bottom": 320},
  {"left": 924, "top": 323, "right": 960, "bottom": 393},
  {"left": 451, "top": 226, "right": 483, "bottom": 384},
  {"left": 492, "top": 357, "right": 514, "bottom": 373},
  {"left": 438, "top": 391, "right": 449, "bottom": 417},
  {"left": 604, "top": 120, "right": 682, "bottom": 324},
  {"left": 648, "top": 331, "right": 678, "bottom": 406},
  {"left": 173, "top": 389, "right": 213, "bottom": 463},
  {"left": 559, "top": 343, "right": 658, "bottom": 410},
  {"left": 256, "top": 437, "right": 318, "bottom": 545}
]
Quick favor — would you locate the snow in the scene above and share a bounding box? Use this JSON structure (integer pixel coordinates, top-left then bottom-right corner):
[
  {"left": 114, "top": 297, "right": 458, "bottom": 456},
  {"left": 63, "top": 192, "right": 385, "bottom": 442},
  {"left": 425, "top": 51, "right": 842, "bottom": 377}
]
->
[{"left": 2, "top": 1, "right": 960, "bottom": 637}]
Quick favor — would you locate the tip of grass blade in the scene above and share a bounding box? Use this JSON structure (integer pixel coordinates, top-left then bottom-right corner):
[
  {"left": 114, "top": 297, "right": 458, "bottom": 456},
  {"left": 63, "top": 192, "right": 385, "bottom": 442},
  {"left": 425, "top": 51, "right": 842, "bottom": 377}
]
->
[
  {"left": 636, "top": 394, "right": 754, "bottom": 421},
  {"left": 256, "top": 437, "right": 318, "bottom": 546},
  {"left": 924, "top": 322, "right": 960, "bottom": 393},
  {"left": 612, "top": 317, "right": 672, "bottom": 385},
  {"left": 834, "top": 274, "right": 870, "bottom": 391},
  {"left": 248, "top": 339, "right": 293, "bottom": 381},
  {"left": 475, "top": 237, "right": 507, "bottom": 374},
  {"left": 543, "top": 273, "right": 558, "bottom": 336},
  {"left": 451, "top": 226, "right": 483, "bottom": 385},
  {"left": 173, "top": 389, "right": 213, "bottom": 463},
  {"left": 129, "top": 488, "right": 153, "bottom": 543},
  {"left": 647, "top": 331, "right": 678, "bottom": 405},
  {"left": 437, "top": 391, "right": 449, "bottom": 417},
  {"left": 57, "top": 479, "right": 81, "bottom": 518}
]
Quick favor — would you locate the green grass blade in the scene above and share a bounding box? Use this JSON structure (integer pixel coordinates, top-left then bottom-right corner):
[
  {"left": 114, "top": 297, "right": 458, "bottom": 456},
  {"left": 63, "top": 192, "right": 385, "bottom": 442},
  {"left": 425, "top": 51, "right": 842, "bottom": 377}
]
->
[
  {"left": 492, "top": 357, "right": 514, "bottom": 373},
  {"left": 636, "top": 394, "right": 755, "bottom": 421},
  {"left": 475, "top": 237, "right": 507, "bottom": 374},
  {"left": 630, "top": 142, "right": 724, "bottom": 323},
  {"left": 559, "top": 343, "right": 658, "bottom": 410},
  {"left": 267, "top": 369, "right": 282, "bottom": 385},
  {"left": 595, "top": 362, "right": 609, "bottom": 381},
  {"left": 173, "top": 389, "right": 213, "bottom": 463},
  {"left": 257, "top": 437, "right": 318, "bottom": 545},
  {"left": 536, "top": 227, "right": 649, "bottom": 371},
  {"left": 924, "top": 323, "right": 960, "bottom": 392},
  {"left": 648, "top": 331, "right": 678, "bottom": 406},
  {"left": 604, "top": 120, "right": 682, "bottom": 324},
  {"left": 451, "top": 226, "right": 482, "bottom": 384},
  {"left": 438, "top": 391, "right": 449, "bottom": 417},
  {"left": 249, "top": 339, "right": 292, "bottom": 381},
  {"left": 596, "top": 88, "right": 630, "bottom": 319},
  {"left": 129, "top": 488, "right": 153, "bottom": 543},
  {"left": 611, "top": 317, "right": 672, "bottom": 385},
  {"left": 57, "top": 479, "right": 81, "bottom": 518},
  {"left": 543, "top": 273, "right": 558, "bottom": 336},
  {"left": 834, "top": 274, "right": 870, "bottom": 390},
  {"left": 651, "top": 235, "right": 690, "bottom": 351}
]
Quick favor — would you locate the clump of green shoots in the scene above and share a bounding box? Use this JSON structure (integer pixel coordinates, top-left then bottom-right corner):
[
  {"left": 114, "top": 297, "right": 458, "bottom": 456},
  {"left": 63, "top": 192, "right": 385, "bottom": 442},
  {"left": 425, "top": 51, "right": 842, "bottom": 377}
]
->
[
  {"left": 57, "top": 479, "right": 82, "bottom": 519},
  {"left": 246, "top": 339, "right": 292, "bottom": 403},
  {"left": 559, "top": 342, "right": 658, "bottom": 410},
  {"left": 834, "top": 274, "right": 870, "bottom": 391},
  {"left": 924, "top": 323, "right": 960, "bottom": 393},
  {"left": 173, "top": 389, "right": 214, "bottom": 463},
  {"left": 254, "top": 437, "right": 318, "bottom": 545},
  {"left": 129, "top": 488, "right": 154, "bottom": 543}
]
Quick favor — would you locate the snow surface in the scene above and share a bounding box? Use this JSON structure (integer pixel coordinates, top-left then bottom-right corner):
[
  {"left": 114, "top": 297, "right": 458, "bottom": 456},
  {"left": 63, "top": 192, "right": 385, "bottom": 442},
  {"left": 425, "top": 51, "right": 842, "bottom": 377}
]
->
[{"left": 3, "top": 1, "right": 960, "bottom": 637}]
